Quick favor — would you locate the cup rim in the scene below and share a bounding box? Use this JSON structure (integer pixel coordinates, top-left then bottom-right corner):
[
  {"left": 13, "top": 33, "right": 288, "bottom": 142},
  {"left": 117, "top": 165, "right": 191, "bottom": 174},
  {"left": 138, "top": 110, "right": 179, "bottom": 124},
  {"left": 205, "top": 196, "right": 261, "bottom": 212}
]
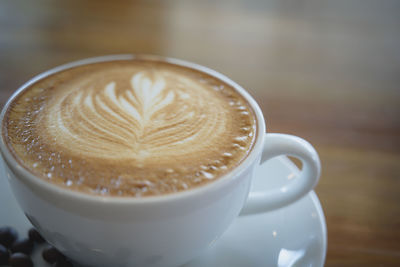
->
[{"left": 0, "top": 54, "right": 266, "bottom": 205}]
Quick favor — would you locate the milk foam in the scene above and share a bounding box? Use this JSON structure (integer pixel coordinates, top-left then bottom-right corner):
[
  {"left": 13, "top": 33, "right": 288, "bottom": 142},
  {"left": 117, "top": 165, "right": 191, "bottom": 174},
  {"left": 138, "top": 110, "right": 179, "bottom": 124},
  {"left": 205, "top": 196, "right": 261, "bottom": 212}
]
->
[{"left": 4, "top": 60, "right": 256, "bottom": 197}]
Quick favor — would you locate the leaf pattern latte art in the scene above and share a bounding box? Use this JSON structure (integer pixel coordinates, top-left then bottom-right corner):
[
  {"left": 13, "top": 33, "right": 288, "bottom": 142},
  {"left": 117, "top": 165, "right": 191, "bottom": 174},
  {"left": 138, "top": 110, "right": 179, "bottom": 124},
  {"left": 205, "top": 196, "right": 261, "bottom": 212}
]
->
[{"left": 44, "top": 71, "right": 229, "bottom": 161}]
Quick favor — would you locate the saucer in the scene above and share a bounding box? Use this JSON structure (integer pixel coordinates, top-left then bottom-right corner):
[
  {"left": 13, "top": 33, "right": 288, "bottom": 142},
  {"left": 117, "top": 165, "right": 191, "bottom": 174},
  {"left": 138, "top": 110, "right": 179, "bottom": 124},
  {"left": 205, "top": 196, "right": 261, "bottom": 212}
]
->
[{"left": 0, "top": 156, "right": 327, "bottom": 266}]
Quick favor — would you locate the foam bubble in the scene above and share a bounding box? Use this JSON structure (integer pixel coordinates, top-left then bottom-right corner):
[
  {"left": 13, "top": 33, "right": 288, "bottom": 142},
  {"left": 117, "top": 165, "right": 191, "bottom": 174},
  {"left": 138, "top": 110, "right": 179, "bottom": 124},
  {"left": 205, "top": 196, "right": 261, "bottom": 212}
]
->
[
  {"left": 235, "top": 136, "right": 248, "bottom": 141},
  {"left": 201, "top": 171, "right": 214, "bottom": 179}
]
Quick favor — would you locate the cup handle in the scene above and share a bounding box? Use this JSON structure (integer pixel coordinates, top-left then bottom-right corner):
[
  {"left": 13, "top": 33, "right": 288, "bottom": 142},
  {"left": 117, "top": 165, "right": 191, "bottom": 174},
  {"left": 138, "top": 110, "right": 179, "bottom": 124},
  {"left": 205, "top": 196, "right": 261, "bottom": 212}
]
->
[{"left": 240, "top": 133, "right": 321, "bottom": 215}]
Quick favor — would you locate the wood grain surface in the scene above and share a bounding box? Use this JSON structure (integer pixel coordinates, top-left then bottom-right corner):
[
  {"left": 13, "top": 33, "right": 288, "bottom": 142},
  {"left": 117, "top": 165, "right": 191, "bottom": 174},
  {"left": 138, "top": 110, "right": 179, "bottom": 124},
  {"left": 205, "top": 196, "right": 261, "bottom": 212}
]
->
[{"left": 1, "top": 0, "right": 399, "bottom": 266}]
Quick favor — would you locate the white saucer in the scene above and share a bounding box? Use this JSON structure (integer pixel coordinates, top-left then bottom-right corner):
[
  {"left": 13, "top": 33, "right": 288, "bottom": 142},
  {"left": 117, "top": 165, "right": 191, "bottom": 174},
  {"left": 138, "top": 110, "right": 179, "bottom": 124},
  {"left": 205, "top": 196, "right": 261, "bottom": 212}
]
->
[{"left": 0, "top": 156, "right": 327, "bottom": 267}]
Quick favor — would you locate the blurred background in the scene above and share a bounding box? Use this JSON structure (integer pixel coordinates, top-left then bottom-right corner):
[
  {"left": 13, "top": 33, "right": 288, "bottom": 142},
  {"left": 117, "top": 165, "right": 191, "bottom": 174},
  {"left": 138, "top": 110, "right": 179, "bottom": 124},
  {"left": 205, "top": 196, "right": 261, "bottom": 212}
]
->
[{"left": 1, "top": 0, "right": 399, "bottom": 265}]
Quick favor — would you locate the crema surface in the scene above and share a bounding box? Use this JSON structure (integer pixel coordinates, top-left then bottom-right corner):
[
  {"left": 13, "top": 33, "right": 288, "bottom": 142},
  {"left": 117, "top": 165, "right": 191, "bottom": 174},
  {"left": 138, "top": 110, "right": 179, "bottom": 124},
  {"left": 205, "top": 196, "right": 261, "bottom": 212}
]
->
[{"left": 4, "top": 60, "right": 256, "bottom": 197}]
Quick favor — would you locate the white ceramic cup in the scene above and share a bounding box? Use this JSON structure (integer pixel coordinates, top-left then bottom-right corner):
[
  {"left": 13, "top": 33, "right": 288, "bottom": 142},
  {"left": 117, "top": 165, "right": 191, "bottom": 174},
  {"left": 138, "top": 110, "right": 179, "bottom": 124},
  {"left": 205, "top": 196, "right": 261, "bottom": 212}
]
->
[{"left": 0, "top": 55, "right": 321, "bottom": 267}]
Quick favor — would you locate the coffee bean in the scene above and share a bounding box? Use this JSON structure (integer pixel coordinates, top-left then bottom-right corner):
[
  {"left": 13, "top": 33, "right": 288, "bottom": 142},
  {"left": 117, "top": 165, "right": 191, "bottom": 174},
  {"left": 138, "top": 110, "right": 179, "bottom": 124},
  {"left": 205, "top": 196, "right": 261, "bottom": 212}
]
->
[
  {"left": 53, "top": 258, "right": 73, "bottom": 267},
  {"left": 0, "top": 226, "right": 19, "bottom": 248},
  {"left": 8, "top": 252, "right": 33, "bottom": 267},
  {"left": 11, "top": 238, "right": 34, "bottom": 254},
  {"left": 28, "top": 228, "right": 45, "bottom": 244},
  {"left": 42, "top": 245, "right": 64, "bottom": 264},
  {"left": 0, "top": 244, "right": 10, "bottom": 265}
]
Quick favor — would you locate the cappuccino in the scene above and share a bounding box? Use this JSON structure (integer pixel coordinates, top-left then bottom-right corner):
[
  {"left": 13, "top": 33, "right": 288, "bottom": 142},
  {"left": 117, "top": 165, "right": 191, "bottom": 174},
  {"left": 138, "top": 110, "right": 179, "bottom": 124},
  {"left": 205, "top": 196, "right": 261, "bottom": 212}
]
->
[{"left": 3, "top": 58, "right": 256, "bottom": 197}]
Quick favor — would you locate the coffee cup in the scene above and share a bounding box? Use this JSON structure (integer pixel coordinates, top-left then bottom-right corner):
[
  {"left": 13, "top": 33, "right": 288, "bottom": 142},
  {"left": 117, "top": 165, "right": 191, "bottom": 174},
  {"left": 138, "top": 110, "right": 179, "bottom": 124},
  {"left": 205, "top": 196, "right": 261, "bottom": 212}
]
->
[{"left": 0, "top": 55, "right": 320, "bottom": 267}]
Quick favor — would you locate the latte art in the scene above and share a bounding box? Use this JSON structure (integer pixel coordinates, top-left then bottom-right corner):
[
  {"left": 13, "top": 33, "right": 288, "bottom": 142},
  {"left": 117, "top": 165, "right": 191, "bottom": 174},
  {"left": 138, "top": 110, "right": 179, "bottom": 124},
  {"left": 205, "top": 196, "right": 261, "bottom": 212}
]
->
[
  {"left": 48, "top": 71, "right": 228, "bottom": 161},
  {"left": 4, "top": 60, "right": 256, "bottom": 197}
]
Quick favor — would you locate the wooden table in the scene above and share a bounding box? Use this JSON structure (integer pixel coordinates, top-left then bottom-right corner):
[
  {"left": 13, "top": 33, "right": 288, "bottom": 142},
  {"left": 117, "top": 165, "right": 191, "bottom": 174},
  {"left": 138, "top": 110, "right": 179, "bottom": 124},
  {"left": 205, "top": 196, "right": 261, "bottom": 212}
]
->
[{"left": 1, "top": 0, "right": 399, "bottom": 265}]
